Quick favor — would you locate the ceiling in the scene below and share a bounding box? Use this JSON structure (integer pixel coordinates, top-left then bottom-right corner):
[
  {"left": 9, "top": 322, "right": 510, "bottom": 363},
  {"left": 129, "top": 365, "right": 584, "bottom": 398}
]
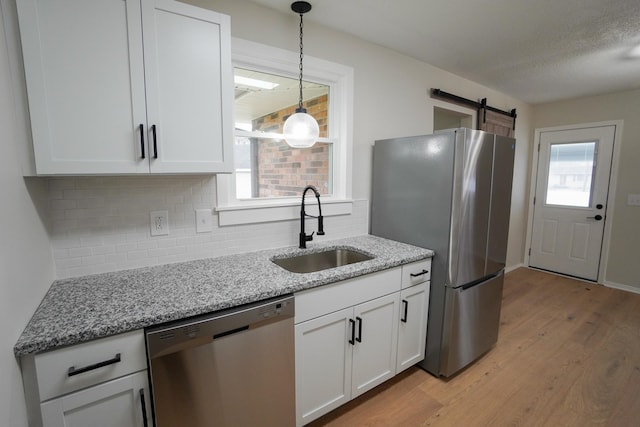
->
[{"left": 249, "top": 0, "right": 640, "bottom": 105}]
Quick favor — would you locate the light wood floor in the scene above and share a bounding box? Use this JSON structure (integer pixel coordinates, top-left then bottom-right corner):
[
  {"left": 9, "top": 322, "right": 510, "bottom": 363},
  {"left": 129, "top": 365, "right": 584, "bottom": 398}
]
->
[{"left": 308, "top": 268, "right": 640, "bottom": 426}]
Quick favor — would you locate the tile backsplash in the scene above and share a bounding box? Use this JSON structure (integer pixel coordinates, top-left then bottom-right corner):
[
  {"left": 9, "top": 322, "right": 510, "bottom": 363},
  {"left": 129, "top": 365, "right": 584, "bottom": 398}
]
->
[{"left": 44, "top": 176, "right": 369, "bottom": 279}]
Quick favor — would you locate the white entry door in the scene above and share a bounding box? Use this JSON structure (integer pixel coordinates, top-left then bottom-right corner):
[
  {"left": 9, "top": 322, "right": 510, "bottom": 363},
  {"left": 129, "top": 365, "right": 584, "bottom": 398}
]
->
[{"left": 529, "top": 125, "right": 616, "bottom": 281}]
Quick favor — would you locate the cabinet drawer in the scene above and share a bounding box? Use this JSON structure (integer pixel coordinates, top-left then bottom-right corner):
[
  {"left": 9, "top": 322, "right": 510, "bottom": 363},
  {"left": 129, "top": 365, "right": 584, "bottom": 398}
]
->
[
  {"left": 401, "top": 259, "right": 432, "bottom": 288},
  {"left": 32, "top": 330, "right": 146, "bottom": 402},
  {"left": 295, "top": 267, "right": 401, "bottom": 324}
]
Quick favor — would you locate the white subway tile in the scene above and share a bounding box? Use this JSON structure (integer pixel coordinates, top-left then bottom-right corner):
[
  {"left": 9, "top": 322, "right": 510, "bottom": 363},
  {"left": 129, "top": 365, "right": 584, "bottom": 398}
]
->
[
  {"left": 69, "top": 247, "right": 92, "bottom": 258},
  {"left": 127, "top": 250, "right": 149, "bottom": 261},
  {"left": 82, "top": 255, "right": 106, "bottom": 266}
]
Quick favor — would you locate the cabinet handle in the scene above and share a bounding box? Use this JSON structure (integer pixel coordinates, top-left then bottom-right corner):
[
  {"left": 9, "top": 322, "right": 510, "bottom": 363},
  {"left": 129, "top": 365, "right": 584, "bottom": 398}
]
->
[
  {"left": 152, "top": 124, "right": 158, "bottom": 159},
  {"left": 410, "top": 269, "right": 429, "bottom": 278},
  {"left": 139, "top": 388, "right": 149, "bottom": 427},
  {"left": 139, "top": 124, "right": 145, "bottom": 159},
  {"left": 401, "top": 300, "right": 408, "bottom": 323},
  {"left": 356, "top": 316, "right": 362, "bottom": 343},
  {"left": 67, "top": 353, "right": 121, "bottom": 377},
  {"left": 349, "top": 318, "right": 356, "bottom": 345}
]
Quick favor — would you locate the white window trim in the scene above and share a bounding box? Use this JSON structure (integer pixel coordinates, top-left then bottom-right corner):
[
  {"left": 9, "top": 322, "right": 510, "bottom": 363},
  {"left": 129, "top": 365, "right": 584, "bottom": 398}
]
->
[{"left": 216, "top": 38, "right": 354, "bottom": 226}]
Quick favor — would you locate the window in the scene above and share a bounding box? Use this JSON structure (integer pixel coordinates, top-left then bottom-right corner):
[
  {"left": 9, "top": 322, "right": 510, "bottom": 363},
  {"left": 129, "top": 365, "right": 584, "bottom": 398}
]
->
[
  {"left": 216, "top": 39, "right": 354, "bottom": 226},
  {"left": 233, "top": 68, "right": 331, "bottom": 199},
  {"left": 545, "top": 142, "right": 597, "bottom": 207}
]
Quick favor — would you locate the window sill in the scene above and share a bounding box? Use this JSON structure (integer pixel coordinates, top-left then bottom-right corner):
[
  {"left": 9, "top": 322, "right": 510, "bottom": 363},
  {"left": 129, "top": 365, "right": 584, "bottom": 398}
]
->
[{"left": 215, "top": 199, "right": 354, "bottom": 226}]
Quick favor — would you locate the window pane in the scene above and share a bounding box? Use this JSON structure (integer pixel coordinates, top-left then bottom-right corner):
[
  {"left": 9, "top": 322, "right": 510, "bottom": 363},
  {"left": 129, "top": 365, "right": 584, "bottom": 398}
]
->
[
  {"left": 234, "top": 68, "right": 331, "bottom": 199},
  {"left": 235, "top": 137, "right": 331, "bottom": 199},
  {"left": 234, "top": 68, "right": 328, "bottom": 137},
  {"left": 545, "top": 142, "right": 596, "bottom": 207}
]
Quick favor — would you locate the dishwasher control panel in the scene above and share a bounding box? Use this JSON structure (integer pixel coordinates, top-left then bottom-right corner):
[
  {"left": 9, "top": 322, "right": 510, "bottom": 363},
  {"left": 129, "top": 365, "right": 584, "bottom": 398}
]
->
[{"left": 145, "top": 295, "right": 294, "bottom": 359}]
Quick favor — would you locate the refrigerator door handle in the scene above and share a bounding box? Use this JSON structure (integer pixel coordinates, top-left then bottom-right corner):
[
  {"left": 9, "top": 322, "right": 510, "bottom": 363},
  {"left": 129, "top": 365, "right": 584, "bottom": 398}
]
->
[{"left": 458, "top": 272, "right": 501, "bottom": 290}]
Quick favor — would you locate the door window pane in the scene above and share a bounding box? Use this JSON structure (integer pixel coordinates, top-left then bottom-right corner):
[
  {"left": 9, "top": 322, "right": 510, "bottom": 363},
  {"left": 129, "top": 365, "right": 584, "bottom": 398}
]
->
[
  {"left": 545, "top": 142, "right": 596, "bottom": 207},
  {"left": 234, "top": 68, "right": 331, "bottom": 199}
]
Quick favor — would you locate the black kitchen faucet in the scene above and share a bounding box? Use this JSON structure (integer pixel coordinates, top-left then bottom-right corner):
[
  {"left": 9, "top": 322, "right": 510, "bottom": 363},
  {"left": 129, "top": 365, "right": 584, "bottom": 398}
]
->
[{"left": 299, "top": 185, "right": 325, "bottom": 248}]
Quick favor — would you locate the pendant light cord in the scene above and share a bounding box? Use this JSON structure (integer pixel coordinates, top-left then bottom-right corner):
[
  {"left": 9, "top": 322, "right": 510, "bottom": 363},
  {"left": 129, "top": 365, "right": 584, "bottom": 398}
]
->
[{"left": 298, "top": 12, "right": 304, "bottom": 111}]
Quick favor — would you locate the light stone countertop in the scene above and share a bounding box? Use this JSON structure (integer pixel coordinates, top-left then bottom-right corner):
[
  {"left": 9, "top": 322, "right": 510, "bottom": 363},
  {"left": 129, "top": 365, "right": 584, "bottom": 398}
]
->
[{"left": 14, "top": 235, "right": 433, "bottom": 357}]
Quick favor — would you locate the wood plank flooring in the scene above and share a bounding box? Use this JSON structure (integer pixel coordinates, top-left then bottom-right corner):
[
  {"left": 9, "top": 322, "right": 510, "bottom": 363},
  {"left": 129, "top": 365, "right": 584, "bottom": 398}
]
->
[{"left": 308, "top": 268, "right": 640, "bottom": 426}]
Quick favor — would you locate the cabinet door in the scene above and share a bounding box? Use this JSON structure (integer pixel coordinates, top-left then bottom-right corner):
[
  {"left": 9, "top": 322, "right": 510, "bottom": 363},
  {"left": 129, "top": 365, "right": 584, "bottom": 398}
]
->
[
  {"left": 142, "top": 0, "right": 233, "bottom": 173},
  {"left": 351, "top": 293, "right": 400, "bottom": 399},
  {"left": 397, "top": 282, "right": 429, "bottom": 373},
  {"left": 40, "top": 371, "right": 151, "bottom": 427},
  {"left": 17, "top": 0, "right": 149, "bottom": 174},
  {"left": 295, "top": 308, "right": 353, "bottom": 427}
]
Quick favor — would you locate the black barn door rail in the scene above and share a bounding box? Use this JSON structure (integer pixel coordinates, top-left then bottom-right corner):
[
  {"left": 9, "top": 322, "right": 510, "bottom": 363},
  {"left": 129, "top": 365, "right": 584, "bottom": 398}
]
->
[{"left": 431, "top": 88, "right": 517, "bottom": 130}]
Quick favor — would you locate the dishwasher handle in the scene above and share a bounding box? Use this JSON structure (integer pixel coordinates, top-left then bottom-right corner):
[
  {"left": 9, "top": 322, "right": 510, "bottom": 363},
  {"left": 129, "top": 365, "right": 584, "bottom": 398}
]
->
[{"left": 213, "top": 325, "right": 249, "bottom": 340}]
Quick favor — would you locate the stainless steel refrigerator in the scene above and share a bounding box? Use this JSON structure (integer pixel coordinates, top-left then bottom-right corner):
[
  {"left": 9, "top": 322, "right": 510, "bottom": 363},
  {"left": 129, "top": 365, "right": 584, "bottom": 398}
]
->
[{"left": 371, "top": 128, "right": 515, "bottom": 377}]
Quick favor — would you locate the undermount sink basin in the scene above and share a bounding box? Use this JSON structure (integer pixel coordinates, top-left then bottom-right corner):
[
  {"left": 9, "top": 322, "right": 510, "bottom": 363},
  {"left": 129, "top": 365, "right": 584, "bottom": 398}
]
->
[{"left": 272, "top": 248, "right": 374, "bottom": 273}]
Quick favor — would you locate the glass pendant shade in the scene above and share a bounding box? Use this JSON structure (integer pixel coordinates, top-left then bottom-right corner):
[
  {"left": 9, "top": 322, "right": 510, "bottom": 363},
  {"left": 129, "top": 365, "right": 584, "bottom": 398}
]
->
[{"left": 284, "top": 109, "right": 319, "bottom": 148}]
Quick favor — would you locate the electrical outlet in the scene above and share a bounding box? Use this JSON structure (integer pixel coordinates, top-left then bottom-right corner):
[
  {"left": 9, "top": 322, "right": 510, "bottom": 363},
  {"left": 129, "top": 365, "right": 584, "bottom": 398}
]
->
[
  {"left": 150, "top": 210, "right": 169, "bottom": 236},
  {"left": 195, "top": 209, "right": 213, "bottom": 233}
]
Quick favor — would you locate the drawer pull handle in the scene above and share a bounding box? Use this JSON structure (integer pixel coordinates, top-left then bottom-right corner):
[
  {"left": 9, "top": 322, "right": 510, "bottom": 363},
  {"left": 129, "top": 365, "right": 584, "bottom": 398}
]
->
[
  {"left": 410, "top": 269, "right": 429, "bottom": 278},
  {"left": 401, "top": 299, "right": 409, "bottom": 323},
  {"left": 67, "top": 353, "right": 121, "bottom": 377}
]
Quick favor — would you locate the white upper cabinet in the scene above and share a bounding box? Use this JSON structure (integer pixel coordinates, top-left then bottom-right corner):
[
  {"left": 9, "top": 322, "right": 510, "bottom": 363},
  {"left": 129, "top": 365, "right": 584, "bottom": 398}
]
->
[{"left": 17, "top": 0, "right": 233, "bottom": 175}]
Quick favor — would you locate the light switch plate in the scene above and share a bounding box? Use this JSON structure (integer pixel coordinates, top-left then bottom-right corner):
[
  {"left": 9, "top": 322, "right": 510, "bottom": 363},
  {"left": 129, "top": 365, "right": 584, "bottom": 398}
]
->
[
  {"left": 627, "top": 194, "right": 640, "bottom": 206},
  {"left": 196, "top": 209, "right": 213, "bottom": 233},
  {"left": 150, "top": 210, "right": 169, "bottom": 236}
]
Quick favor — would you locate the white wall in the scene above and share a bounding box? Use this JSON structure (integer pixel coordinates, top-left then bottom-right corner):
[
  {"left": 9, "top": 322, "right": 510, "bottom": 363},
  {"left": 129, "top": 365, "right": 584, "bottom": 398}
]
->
[
  {"left": 533, "top": 89, "right": 640, "bottom": 290},
  {"left": 0, "top": 1, "right": 55, "bottom": 425}
]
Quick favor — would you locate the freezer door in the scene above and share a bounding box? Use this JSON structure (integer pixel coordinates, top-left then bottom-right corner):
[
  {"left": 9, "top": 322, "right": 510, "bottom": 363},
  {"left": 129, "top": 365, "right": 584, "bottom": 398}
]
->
[
  {"left": 486, "top": 135, "right": 516, "bottom": 275},
  {"left": 449, "top": 129, "right": 495, "bottom": 286},
  {"left": 440, "top": 271, "right": 504, "bottom": 377}
]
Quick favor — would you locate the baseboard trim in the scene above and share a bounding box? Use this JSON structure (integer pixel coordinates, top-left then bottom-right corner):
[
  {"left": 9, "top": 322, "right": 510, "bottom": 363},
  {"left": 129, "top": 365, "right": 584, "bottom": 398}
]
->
[
  {"left": 603, "top": 280, "right": 640, "bottom": 295},
  {"left": 505, "top": 263, "right": 524, "bottom": 274}
]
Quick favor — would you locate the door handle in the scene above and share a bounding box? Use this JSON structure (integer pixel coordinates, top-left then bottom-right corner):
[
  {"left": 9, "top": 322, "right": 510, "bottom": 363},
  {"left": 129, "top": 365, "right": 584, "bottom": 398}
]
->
[
  {"left": 586, "top": 215, "right": 603, "bottom": 221},
  {"left": 355, "top": 317, "right": 362, "bottom": 343},
  {"left": 401, "top": 299, "right": 408, "bottom": 323},
  {"left": 151, "top": 124, "right": 158, "bottom": 159},
  {"left": 348, "top": 318, "right": 356, "bottom": 345},
  {"left": 138, "top": 124, "right": 145, "bottom": 159},
  {"left": 140, "top": 389, "right": 149, "bottom": 427}
]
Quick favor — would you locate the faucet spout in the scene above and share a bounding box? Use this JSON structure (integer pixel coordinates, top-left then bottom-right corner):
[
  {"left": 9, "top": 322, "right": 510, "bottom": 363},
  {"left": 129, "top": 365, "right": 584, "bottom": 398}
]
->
[{"left": 299, "top": 185, "right": 325, "bottom": 248}]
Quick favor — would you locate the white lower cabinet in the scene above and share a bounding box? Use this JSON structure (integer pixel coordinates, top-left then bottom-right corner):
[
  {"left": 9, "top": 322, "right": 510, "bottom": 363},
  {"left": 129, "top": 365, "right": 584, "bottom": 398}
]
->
[
  {"left": 40, "top": 371, "right": 151, "bottom": 427},
  {"left": 351, "top": 294, "right": 399, "bottom": 398},
  {"left": 295, "top": 307, "right": 353, "bottom": 423},
  {"left": 294, "top": 261, "right": 431, "bottom": 426},
  {"left": 21, "top": 330, "right": 150, "bottom": 427},
  {"left": 396, "top": 282, "right": 430, "bottom": 373}
]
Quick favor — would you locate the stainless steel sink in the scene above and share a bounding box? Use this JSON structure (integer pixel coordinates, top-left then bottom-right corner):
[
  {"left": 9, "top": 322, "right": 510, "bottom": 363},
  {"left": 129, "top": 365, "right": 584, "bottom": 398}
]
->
[{"left": 272, "top": 248, "right": 373, "bottom": 273}]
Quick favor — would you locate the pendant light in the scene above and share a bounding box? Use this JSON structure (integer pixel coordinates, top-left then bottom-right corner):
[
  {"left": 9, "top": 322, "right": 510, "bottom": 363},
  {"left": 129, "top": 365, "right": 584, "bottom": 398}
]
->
[{"left": 283, "top": 1, "right": 320, "bottom": 148}]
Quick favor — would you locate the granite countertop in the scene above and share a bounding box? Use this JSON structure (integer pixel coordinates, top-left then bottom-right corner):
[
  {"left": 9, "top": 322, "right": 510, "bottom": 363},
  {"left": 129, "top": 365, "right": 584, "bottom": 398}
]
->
[{"left": 14, "top": 235, "right": 433, "bottom": 357}]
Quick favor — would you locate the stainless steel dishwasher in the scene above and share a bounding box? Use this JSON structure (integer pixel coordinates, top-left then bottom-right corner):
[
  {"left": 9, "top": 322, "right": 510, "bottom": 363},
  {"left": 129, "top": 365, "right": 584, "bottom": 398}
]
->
[{"left": 145, "top": 295, "right": 295, "bottom": 427}]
